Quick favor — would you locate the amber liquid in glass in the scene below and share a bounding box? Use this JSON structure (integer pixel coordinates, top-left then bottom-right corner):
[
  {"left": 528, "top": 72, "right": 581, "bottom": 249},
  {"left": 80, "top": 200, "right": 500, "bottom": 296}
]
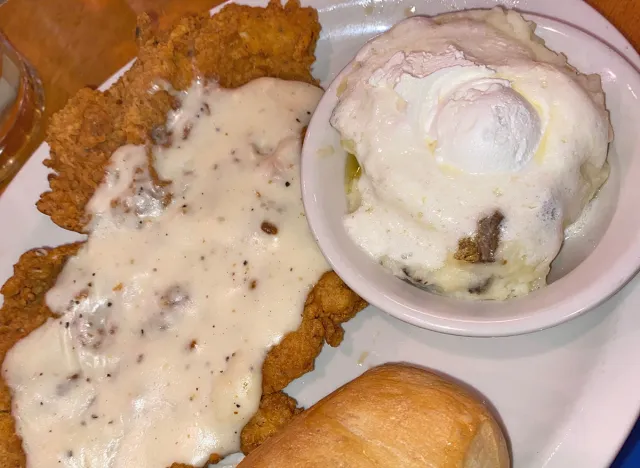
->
[{"left": 0, "top": 33, "right": 44, "bottom": 184}]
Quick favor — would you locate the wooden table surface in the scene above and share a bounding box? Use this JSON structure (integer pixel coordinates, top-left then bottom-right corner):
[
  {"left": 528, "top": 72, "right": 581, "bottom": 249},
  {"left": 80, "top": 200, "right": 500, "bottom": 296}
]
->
[{"left": 0, "top": 0, "right": 637, "bottom": 190}]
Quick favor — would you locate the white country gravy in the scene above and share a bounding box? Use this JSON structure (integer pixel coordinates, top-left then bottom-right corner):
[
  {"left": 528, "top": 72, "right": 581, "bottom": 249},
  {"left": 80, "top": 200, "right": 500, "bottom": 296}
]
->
[{"left": 3, "top": 77, "right": 327, "bottom": 467}]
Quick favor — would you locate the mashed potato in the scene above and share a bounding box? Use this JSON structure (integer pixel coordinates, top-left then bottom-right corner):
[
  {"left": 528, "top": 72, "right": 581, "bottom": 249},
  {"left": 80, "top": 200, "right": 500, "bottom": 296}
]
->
[{"left": 331, "top": 8, "right": 612, "bottom": 300}]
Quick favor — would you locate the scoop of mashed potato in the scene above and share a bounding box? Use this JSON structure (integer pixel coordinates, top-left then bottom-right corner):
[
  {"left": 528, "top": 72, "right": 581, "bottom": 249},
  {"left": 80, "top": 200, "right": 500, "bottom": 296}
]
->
[{"left": 332, "top": 7, "right": 612, "bottom": 300}]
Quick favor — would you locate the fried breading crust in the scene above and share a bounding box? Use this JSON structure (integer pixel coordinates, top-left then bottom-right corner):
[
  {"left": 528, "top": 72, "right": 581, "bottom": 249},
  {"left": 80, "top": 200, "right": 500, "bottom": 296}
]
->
[
  {"left": 240, "top": 391, "right": 303, "bottom": 454},
  {"left": 3, "top": 0, "right": 366, "bottom": 464},
  {"left": 0, "top": 413, "right": 24, "bottom": 468},
  {"left": 0, "top": 253, "right": 366, "bottom": 466},
  {"left": 241, "top": 272, "right": 367, "bottom": 453},
  {"left": 3, "top": 2, "right": 368, "bottom": 464},
  {"left": 170, "top": 453, "right": 222, "bottom": 468},
  {"left": 0, "top": 244, "right": 224, "bottom": 468},
  {"left": 38, "top": 0, "right": 320, "bottom": 232},
  {"left": 261, "top": 272, "right": 366, "bottom": 395},
  {"left": 0, "top": 243, "right": 82, "bottom": 468}
]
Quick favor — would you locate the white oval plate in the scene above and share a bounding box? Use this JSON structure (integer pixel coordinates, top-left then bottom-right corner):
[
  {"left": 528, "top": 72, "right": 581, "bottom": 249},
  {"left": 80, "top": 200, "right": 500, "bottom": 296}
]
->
[{"left": 0, "top": 0, "right": 639, "bottom": 467}]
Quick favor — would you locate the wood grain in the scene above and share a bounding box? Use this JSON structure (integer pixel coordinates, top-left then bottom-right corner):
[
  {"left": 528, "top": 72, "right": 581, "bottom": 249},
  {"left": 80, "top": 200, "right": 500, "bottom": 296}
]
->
[{"left": 0, "top": 0, "right": 637, "bottom": 190}]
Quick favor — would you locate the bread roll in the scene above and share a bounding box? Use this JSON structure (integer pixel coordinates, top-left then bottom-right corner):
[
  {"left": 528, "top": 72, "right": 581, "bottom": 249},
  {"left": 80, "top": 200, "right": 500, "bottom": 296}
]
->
[{"left": 239, "top": 363, "right": 510, "bottom": 468}]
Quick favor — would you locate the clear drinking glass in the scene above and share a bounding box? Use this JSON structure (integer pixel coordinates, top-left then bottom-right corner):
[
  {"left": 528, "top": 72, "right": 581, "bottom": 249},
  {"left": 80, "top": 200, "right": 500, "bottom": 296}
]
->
[{"left": 0, "top": 32, "right": 45, "bottom": 184}]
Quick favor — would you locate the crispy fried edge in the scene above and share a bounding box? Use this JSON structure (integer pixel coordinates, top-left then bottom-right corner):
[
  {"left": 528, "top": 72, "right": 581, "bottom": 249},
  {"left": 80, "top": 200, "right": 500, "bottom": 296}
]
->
[
  {"left": 241, "top": 272, "right": 367, "bottom": 453},
  {"left": 0, "top": 243, "right": 83, "bottom": 468},
  {"left": 37, "top": 0, "right": 320, "bottom": 233},
  {"left": 0, "top": 255, "right": 366, "bottom": 466},
  {"left": 4, "top": 1, "right": 367, "bottom": 465}
]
